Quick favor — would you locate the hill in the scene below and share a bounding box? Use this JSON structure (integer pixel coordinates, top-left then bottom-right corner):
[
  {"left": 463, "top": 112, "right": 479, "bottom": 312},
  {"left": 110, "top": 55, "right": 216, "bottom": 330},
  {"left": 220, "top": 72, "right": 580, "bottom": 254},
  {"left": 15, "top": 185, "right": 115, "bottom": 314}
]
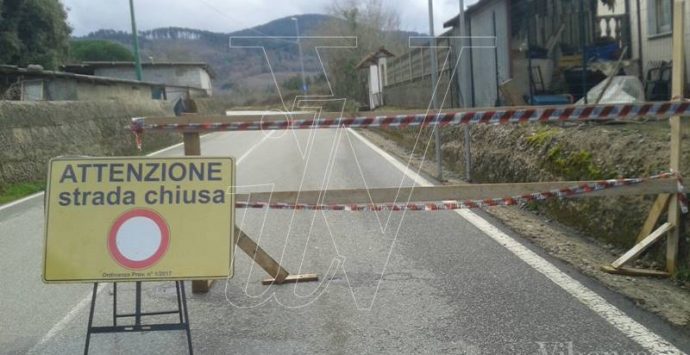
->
[{"left": 76, "top": 14, "right": 340, "bottom": 94}]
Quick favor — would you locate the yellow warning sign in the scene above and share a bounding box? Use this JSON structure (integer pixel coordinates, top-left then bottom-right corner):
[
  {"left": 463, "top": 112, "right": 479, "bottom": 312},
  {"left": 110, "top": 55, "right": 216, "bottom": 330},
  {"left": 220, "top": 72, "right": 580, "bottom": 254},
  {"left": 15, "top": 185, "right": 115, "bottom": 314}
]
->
[{"left": 43, "top": 157, "right": 235, "bottom": 283}]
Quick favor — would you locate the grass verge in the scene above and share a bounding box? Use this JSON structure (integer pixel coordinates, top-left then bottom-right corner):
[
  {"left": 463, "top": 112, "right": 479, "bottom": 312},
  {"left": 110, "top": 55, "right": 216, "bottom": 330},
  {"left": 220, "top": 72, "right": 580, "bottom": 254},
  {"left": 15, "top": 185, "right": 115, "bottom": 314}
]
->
[{"left": 0, "top": 181, "right": 45, "bottom": 205}]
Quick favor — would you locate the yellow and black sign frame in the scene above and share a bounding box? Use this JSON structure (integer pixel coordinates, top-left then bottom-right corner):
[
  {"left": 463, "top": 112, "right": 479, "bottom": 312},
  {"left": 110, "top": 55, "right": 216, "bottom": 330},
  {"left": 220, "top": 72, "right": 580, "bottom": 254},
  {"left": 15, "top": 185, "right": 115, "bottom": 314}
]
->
[{"left": 43, "top": 156, "right": 235, "bottom": 283}]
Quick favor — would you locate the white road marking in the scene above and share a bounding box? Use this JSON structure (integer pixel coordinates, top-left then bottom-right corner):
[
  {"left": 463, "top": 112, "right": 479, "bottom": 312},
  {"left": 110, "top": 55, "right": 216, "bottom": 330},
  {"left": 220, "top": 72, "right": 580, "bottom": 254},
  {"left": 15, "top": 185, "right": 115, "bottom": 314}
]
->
[
  {"left": 346, "top": 129, "right": 429, "bottom": 186},
  {"left": 0, "top": 192, "right": 44, "bottom": 212},
  {"left": 29, "top": 284, "right": 107, "bottom": 354},
  {"left": 29, "top": 131, "right": 274, "bottom": 352},
  {"left": 237, "top": 130, "right": 275, "bottom": 164},
  {"left": 145, "top": 141, "right": 185, "bottom": 156},
  {"left": 347, "top": 128, "right": 684, "bottom": 354},
  {"left": 28, "top": 129, "right": 684, "bottom": 353},
  {"left": 458, "top": 210, "right": 684, "bottom": 354}
]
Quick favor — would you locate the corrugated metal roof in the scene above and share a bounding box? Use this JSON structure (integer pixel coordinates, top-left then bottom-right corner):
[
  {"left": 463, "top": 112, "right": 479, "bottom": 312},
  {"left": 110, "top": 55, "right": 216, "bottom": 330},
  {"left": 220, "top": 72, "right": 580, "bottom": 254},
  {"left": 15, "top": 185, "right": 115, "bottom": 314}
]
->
[
  {"left": 0, "top": 65, "right": 197, "bottom": 90},
  {"left": 356, "top": 47, "right": 396, "bottom": 69},
  {"left": 63, "top": 61, "right": 217, "bottom": 78}
]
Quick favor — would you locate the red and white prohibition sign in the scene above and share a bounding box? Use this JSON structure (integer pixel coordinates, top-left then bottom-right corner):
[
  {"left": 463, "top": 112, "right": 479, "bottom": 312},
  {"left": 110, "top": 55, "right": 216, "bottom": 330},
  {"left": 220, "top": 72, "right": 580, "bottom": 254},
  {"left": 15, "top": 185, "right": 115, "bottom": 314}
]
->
[{"left": 108, "top": 209, "right": 170, "bottom": 270}]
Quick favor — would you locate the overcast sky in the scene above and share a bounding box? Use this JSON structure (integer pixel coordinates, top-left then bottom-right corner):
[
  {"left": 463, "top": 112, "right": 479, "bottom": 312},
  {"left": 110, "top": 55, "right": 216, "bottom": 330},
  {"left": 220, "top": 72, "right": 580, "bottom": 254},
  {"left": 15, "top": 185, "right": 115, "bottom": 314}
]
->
[{"left": 62, "top": 0, "right": 479, "bottom": 37}]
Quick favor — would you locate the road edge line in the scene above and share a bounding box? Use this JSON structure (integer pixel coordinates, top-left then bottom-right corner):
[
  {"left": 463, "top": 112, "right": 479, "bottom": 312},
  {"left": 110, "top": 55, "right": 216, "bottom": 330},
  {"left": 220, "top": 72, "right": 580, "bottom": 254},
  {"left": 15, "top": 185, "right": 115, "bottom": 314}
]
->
[
  {"left": 28, "top": 284, "right": 108, "bottom": 354},
  {"left": 0, "top": 192, "right": 44, "bottom": 212},
  {"left": 347, "top": 128, "right": 684, "bottom": 354}
]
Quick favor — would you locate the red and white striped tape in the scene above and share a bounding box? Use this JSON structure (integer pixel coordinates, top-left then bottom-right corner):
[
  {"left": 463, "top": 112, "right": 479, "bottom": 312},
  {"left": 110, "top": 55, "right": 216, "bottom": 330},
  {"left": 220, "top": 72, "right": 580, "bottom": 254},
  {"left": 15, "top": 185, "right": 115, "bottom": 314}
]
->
[
  {"left": 131, "top": 101, "right": 690, "bottom": 133},
  {"left": 235, "top": 173, "right": 688, "bottom": 213}
]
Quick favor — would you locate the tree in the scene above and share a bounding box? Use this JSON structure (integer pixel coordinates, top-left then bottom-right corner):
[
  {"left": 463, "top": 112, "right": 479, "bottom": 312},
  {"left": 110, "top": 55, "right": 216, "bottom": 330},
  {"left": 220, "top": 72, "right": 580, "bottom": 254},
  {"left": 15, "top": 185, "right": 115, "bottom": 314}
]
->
[
  {"left": 316, "top": 0, "right": 404, "bottom": 107},
  {"left": 282, "top": 75, "right": 313, "bottom": 92},
  {"left": 0, "top": 0, "right": 71, "bottom": 69},
  {"left": 70, "top": 40, "right": 135, "bottom": 62}
]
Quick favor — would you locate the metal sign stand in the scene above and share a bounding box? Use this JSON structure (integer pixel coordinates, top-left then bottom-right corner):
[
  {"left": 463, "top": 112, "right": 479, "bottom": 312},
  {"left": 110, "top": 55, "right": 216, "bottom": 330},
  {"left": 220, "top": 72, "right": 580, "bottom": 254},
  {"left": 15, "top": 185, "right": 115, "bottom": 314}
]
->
[{"left": 83, "top": 281, "right": 193, "bottom": 355}]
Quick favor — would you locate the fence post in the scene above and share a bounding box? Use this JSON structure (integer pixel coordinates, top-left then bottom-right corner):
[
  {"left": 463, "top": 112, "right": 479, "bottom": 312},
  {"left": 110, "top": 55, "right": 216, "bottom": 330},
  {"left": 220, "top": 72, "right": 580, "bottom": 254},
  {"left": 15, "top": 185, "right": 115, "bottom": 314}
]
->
[
  {"left": 427, "top": 0, "right": 443, "bottom": 181},
  {"left": 667, "top": 0, "right": 685, "bottom": 274}
]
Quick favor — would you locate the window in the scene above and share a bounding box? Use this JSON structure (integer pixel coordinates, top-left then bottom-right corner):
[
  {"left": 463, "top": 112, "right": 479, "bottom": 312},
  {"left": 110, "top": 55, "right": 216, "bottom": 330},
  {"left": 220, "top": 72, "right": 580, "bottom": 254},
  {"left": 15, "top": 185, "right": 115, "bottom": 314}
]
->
[{"left": 649, "top": 0, "right": 672, "bottom": 36}]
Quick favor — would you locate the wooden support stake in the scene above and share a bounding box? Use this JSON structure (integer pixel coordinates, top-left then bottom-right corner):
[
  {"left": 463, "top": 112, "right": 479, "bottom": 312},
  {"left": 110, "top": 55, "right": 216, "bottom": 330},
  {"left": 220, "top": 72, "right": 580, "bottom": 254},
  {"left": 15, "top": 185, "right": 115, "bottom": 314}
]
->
[
  {"left": 182, "top": 131, "right": 214, "bottom": 294},
  {"left": 235, "top": 227, "right": 290, "bottom": 283},
  {"left": 636, "top": 194, "right": 671, "bottom": 244},
  {"left": 667, "top": 0, "right": 685, "bottom": 274},
  {"left": 611, "top": 223, "right": 673, "bottom": 269},
  {"left": 179, "top": 112, "right": 317, "bottom": 290},
  {"left": 600, "top": 265, "right": 671, "bottom": 278},
  {"left": 183, "top": 133, "right": 201, "bottom": 155},
  {"left": 235, "top": 227, "right": 319, "bottom": 285}
]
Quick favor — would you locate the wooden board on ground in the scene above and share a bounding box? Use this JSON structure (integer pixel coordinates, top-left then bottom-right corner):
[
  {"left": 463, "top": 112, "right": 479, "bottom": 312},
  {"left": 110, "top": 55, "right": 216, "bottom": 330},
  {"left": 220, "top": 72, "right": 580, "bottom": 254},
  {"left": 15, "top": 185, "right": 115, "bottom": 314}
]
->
[
  {"left": 600, "top": 265, "right": 671, "bottom": 277},
  {"left": 235, "top": 227, "right": 290, "bottom": 283},
  {"left": 611, "top": 223, "right": 673, "bottom": 269},
  {"left": 262, "top": 274, "right": 319, "bottom": 285}
]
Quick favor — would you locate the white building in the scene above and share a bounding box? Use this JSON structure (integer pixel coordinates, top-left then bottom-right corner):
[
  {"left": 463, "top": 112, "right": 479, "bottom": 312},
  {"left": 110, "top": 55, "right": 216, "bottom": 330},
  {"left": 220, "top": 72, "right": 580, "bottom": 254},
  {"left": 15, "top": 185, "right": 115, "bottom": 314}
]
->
[
  {"left": 356, "top": 48, "right": 395, "bottom": 110},
  {"left": 63, "top": 62, "right": 215, "bottom": 97},
  {"left": 628, "top": 0, "right": 689, "bottom": 90}
]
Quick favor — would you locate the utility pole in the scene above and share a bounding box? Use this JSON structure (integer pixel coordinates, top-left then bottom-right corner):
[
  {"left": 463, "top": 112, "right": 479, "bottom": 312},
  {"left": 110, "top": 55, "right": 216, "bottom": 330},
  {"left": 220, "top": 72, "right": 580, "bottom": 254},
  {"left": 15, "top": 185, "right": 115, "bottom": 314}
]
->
[
  {"left": 292, "top": 17, "right": 308, "bottom": 94},
  {"left": 428, "top": 0, "right": 443, "bottom": 181},
  {"left": 128, "top": 0, "right": 144, "bottom": 318},
  {"left": 579, "top": 0, "right": 587, "bottom": 103},
  {"left": 458, "top": 0, "right": 472, "bottom": 182},
  {"left": 527, "top": 0, "right": 535, "bottom": 102},
  {"left": 129, "top": 0, "right": 143, "bottom": 81}
]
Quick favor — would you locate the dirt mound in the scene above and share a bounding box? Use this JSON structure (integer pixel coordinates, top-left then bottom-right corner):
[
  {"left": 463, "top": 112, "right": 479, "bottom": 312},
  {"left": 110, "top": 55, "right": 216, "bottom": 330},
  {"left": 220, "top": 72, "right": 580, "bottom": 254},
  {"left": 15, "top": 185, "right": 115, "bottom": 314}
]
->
[{"left": 377, "top": 120, "right": 689, "bottom": 252}]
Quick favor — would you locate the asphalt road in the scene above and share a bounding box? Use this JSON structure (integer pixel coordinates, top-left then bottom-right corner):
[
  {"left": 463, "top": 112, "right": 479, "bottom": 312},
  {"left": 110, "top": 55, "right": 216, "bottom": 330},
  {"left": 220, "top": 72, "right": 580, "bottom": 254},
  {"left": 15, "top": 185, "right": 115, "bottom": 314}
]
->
[{"left": 2, "top": 128, "right": 690, "bottom": 354}]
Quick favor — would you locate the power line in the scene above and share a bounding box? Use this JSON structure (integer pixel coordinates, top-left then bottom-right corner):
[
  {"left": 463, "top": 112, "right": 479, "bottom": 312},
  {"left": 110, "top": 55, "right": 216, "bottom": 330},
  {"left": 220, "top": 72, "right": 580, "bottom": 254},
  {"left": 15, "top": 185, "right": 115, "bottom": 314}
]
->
[{"left": 195, "top": 0, "right": 298, "bottom": 44}]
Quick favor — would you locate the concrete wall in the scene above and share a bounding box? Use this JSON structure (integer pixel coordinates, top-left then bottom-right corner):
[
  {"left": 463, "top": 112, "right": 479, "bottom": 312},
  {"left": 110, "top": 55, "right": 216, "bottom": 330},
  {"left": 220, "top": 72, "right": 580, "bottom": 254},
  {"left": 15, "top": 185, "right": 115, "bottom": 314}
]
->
[
  {"left": 95, "top": 67, "right": 212, "bottom": 94},
  {"left": 23, "top": 78, "right": 156, "bottom": 101},
  {"left": 45, "top": 79, "right": 77, "bottom": 100},
  {"left": 192, "top": 98, "right": 234, "bottom": 115},
  {"left": 0, "top": 100, "right": 180, "bottom": 185},
  {"left": 75, "top": 81, "right": 154, "bottom": 101},
  {"left": 383, "top": 72, "right": 457, "bottom": 109}
]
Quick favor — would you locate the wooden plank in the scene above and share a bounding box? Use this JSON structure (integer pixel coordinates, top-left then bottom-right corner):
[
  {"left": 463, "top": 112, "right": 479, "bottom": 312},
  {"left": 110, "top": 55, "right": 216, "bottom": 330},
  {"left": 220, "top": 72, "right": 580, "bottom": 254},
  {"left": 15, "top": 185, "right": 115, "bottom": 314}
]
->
[
  {"left": 262, "top": 273, "right": 319, "bottom": 285},
  {"left": 182, "top": 131, "right": 213, "bottom": 293},
  {"left": 611, "top": 223, "right": 673, "bottom": 269},
  {"left": 191, "top": 280, "right": 213, "bottom": 293},
  {"left": 183, "top": 132, "right": 201, "bottom": 156},
  {"left": 636, "top": 194, "right": 671, "bottom": 243},
  {"left": 594, "top": 46, "right": 629, "bottom": 104},
  {"left": 600, "top": 265, "right": 670, "bottom": 278},
  {"left": 668, "top": 116, "right": 682, "bottom": 274},
  {"left": 145, "top": 113, "right": 314, "bottom": 125},
  {"left": 234, "top": 179, "right": 683, "bottom": 205},
  {"left": 235, "top": 227, "right": 290, "bottom": 283},
  {"left": 667, "top": 0, "right": 685, "bottom": 274},
  {"left": 136, "top": 100, "right": 685, "bottom": 130},
  {"left": 142, "top": 108, "right": 463, "bottom": 126}
]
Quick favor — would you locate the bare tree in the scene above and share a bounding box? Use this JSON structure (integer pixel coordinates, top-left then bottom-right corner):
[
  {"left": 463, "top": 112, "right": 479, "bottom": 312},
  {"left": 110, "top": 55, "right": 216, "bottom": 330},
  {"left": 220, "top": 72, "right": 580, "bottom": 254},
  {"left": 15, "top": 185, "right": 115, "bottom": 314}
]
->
[{"left": 315, "top": 0, "right": 405, "bottom": 108}]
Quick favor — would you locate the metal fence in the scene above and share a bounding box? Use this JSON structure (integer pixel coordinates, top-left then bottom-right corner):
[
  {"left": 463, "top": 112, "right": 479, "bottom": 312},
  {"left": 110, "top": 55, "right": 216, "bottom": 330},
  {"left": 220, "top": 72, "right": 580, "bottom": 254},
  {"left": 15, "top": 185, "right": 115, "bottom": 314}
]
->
[{"left": 386, "top": 41, "right": 452, "bottom": 87}]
